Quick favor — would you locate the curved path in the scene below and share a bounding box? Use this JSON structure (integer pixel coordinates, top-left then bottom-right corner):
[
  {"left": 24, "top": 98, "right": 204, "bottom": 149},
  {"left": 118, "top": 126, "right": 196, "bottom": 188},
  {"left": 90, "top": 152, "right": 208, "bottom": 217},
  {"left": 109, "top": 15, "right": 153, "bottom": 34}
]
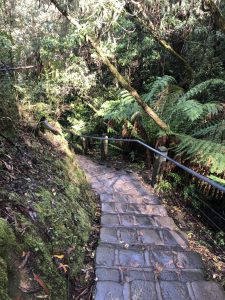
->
[{"left": 77, "top": 156, "right": 225, "bottom": 300}]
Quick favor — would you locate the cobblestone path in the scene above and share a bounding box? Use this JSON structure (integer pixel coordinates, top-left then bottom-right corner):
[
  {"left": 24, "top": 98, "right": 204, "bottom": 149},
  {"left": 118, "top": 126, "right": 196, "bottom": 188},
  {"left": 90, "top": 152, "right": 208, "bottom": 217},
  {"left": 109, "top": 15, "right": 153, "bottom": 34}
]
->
[{"left": 77, "top": 156, "right": 225, "bottom": 300}]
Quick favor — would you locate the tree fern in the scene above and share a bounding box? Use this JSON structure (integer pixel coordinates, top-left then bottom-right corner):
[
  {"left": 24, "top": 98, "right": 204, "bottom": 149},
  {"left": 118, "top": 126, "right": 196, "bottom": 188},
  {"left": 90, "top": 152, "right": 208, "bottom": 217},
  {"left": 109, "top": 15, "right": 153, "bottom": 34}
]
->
[
  {"left": 180, "top": 79, "right": 225, "bottom": 102},
  {"left": 142, "top": 75, "right": 176, "bottom": 104},
  {"left": 175, "top": 134, "right": 225, "bottom": 174},
  {"left": 97, "top": 76, "right": 225, "bottom": 175},
  {"left": 192, "top": 120, "right": 225, "bottom": 142},
  {"left": 171, "top": 100, "right": 223, "bottom": 122}
]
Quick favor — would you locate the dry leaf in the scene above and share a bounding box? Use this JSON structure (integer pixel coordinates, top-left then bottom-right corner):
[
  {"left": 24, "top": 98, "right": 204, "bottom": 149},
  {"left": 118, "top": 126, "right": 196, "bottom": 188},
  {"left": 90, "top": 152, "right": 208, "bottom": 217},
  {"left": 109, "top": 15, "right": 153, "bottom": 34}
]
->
[
  {"left": 58, "top": 263, "right": 69, "bottom": 273},
  {"left": 53, "top": 254, "right": 64, "bottom": 259},
  {"left": 33, "top": 273, "right": 50, "bottom": 295}
]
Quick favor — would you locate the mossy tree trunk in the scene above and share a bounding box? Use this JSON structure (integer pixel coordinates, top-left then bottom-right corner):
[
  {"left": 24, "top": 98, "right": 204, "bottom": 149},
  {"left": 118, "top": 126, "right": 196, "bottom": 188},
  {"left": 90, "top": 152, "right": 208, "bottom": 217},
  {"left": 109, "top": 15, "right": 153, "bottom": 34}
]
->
[
  {"left": 49, "top": 0, "right": 169, "bottom": 131},
  {"left": 125, "top": 0, "right": 194, "bottom": 77},
  {"left": 204, "top": 0, "right": 225, "bottom": 34}
]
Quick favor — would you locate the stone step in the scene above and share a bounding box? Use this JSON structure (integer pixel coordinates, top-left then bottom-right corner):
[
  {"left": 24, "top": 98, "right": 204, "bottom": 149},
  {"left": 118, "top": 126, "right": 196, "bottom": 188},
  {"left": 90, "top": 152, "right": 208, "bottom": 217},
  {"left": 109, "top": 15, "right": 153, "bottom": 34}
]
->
[
  {"left": 100, "top": 193, "right": 159, "bottom": 205},
  {"left": 76, "top": 156, "right": 225, "bottom": 300},
  {"left": 100, "top": 226, "right": 188, "bottom": 248},
  {"left": 94, "top": 279, "right": 225, "bottom": 300},
  {"left": 101, "top": 202, "right": 167, "bottom": 216},
  {"left": 96, "top": 243, "right": 203, "bottom": 270},
  {"left": 95, "top": 266, "right": 204, "bottom": 283},
  {"left": 101, "top": 214, "right": 178, "bottom": 230}
]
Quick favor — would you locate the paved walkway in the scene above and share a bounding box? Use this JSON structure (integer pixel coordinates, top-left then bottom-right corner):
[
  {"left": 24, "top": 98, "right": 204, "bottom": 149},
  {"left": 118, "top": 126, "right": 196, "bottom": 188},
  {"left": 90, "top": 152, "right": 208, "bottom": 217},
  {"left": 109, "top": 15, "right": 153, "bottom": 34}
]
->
[{"left": 77, "top": 156, "right": 225, "bottom": 300}]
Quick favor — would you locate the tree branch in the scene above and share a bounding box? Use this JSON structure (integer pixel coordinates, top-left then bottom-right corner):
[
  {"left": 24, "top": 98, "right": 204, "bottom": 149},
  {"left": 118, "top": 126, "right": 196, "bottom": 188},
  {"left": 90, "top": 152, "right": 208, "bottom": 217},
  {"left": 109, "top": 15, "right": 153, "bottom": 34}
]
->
[
  {"left": 126, "top": 0, "right": 194, "bottom": 77},
  {"left": 49, "top": 0, "right": 169, "bottom": 131},
  {"left": 204, "top": 0, "right": 225, "bottom": 34}
]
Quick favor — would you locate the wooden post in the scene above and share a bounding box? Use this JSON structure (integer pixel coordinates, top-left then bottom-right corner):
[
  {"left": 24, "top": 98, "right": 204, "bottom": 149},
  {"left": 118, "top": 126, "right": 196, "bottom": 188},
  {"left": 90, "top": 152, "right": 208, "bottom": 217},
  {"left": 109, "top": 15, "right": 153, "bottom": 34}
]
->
[
  {"left": 101, "top": 134, "right": 108, "bottom": 160},
  {"left": 151, "top": 146, "right": 168, "bottom": 187},
  {"left": 82, "top": 137, "right": 88, "bottom": 155}
]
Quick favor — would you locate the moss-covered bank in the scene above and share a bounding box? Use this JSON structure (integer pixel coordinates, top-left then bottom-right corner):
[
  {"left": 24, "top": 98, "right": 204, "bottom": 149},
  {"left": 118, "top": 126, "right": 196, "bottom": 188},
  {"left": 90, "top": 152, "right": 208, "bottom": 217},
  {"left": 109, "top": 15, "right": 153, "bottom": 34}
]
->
[{"left": 0, "top": 128, "right": 97, "bottom": 299}]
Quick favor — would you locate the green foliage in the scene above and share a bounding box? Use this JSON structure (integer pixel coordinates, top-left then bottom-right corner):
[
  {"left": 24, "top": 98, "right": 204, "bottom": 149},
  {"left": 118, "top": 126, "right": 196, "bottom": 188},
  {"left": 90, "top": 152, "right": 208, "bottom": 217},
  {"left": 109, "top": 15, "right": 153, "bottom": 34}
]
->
[
  {"left": 0, "top": 258, "right": 10, "bottom": 300},
  {"left": 175, "top": 135, "right": 225, "bottom": 174},
  {"left": 183, "top": 184, "right": 201, "bottom": 209},
  {"left": 156, "top": 179, "right": 173, "bottom": 193}
]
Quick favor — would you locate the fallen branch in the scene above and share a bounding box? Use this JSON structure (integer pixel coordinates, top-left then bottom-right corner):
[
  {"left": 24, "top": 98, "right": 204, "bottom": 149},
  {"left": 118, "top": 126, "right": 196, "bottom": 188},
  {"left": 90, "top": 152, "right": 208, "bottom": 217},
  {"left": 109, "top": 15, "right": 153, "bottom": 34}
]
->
[
  {"left": 35, "top": 117, "right": 61, "bottom": 136},
  {"left": 0, "top": 65, "right": 35, "bottom": 72}
]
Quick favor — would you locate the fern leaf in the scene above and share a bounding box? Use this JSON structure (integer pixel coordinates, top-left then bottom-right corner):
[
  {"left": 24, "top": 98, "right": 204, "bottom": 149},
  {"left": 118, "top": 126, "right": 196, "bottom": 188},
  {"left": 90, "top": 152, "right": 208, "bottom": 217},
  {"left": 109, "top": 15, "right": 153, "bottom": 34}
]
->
[{"left": 180, "top": 79, "right": 225, "bottom": 101}]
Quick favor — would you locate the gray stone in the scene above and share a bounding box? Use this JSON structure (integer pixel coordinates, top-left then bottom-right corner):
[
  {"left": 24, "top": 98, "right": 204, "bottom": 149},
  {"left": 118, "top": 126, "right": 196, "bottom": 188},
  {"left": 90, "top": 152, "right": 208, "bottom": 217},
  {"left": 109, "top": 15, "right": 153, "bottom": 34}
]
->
[
  {"left": 119, "top": 249, "right": 145, "bottom": 267},
  {"left": 77, "top": 157, "right": 225, "bottom": 300},
  {"left": 95, "top": 268, "right": 120, "bottom": 282},
  {"left": 141, "top": 195, "right": 159, "bottom": 205},
  {"left": 95, "top": 282, "right": 123, "bottom": 300},
  {"left": 100, "top": 193, "right": 114, "bottom": 202},
  {"left": 188, "top": 281, "right": 225, "bottom": 300},
  {"left": 102, "top": 214, "right": 120, "bottom": 226},
  {"left": 159, "top": 270, "right": 179, "bottom": 281},
  {"left": 139, "top": 229, "right": 164, "bottom": 245},
  {"left": 96, "top": 246, "right": 115, "bottom": 266},
  {"left": 160, "top": 281, "right": 191, "bottom": 300},
  {"left": 124, "top": 270, "right": 155, "bottom": 282},
  {"left": 131, "top": 280, "right": 157, "bottom": 300},
  {"left": 100, "top": 227, "right": 118, "bottom": 243},
  {"left": 175, "top": 251, "right": 204, "bottom": 269},
  {"left": 180, "top": 270, "right": 204, "bottom": 282},
  {"left": 102, "top": 203, "right": 116, "bottom": 213},
  {"left": 120, "top": 228, "right": 138, "bottom": 244},
  {"left": 162, "top": 230, "right": 189, "bottom": 248},
  {"left": 121, "top": 215, "right": 136, "bottom": 226},
  {"left": 151, "top": 250, "right": 175, "bottom": 269},
  {"left": 154, "top": 216, "right": 177, "bottom": 230},
  {"left": 135, "top": 215, "right": 156, "bottom": 226}
]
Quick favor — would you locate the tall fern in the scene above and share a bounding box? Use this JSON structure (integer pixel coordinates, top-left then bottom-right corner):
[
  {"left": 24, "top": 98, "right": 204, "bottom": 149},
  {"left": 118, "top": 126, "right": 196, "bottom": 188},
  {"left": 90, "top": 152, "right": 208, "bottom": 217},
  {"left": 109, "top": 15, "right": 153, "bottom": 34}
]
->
[{"left": 98, "top": 76, "right": 225, "bottom": 174}]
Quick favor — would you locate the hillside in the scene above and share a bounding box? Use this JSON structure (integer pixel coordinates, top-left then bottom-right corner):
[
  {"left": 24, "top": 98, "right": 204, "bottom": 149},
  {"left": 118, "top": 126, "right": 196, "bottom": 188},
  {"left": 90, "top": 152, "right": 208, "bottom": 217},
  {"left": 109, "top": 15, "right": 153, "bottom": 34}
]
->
[{"left": 0, "top": 124, "right": 97, "bottom": 299}]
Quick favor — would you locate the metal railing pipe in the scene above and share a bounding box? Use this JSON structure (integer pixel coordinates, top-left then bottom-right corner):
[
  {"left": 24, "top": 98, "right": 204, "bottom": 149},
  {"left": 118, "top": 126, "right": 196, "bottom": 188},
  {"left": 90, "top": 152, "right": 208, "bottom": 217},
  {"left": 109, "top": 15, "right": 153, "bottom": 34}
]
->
[{"left": 78, "top": 135, "right": 225, "bottom": 193}]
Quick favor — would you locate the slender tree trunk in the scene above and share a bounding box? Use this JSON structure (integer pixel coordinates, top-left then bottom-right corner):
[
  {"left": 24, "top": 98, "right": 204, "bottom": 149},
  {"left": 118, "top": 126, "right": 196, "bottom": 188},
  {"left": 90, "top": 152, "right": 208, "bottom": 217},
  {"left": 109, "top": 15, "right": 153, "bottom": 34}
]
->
[
  {"left": 126, "top": 1, "right": 194, "bottom": 77},
  {"left": 204, "top": 0, "right": 225, "bottom": 34},
  {"left": 49, "top": 0, "right": 169, "bottom": 131}
]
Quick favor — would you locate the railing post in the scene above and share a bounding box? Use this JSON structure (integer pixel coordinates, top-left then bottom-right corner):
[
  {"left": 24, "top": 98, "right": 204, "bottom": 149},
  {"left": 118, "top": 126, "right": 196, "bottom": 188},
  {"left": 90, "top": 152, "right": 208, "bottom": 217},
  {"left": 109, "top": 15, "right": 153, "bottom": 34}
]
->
[
  {"left": 101, "top": 134, "right": 108, "bottom": 160},
  {"left": 82, "top": 137, "right": 88, "bottom": 155},
  {"left": 151, "top": 146, "right": 168, "bottom": 187}
]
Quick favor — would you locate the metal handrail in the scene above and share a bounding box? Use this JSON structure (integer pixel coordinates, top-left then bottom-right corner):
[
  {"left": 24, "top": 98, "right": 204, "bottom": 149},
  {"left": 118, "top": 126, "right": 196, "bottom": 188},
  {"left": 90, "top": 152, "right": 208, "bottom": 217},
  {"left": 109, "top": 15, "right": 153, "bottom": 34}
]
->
[{"left": 79, "top": 135, "right": 225, "bottom": 193}]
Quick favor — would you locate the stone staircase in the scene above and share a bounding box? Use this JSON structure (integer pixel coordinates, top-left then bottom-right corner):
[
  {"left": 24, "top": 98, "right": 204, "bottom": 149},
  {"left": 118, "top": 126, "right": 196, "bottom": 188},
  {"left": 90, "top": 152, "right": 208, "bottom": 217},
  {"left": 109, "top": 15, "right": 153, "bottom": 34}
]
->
[{"left": 77, "top": 155, "right": 225, "bottom": 300}]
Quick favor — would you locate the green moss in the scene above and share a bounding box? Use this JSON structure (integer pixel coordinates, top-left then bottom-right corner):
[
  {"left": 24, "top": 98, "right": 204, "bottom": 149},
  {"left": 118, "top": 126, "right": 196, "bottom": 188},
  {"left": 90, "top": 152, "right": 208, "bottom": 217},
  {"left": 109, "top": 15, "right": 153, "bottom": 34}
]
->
[
  {"left": 0, "top": 258, "right": 10, "bottom": 300},
  {"left": 0, "top": 135, "right": 97, "bottom": 299},
  {"left": 0, "top": 219, "right": 17, "bottom": 300},
  {"left": 0, "top": 218, "right": 17, "bottom": 258}
]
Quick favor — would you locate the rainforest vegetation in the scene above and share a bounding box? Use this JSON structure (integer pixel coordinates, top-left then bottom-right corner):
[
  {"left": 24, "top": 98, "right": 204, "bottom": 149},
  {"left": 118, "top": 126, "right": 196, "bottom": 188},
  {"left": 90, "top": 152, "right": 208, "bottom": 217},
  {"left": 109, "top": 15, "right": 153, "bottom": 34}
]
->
[{"left": 0, "top": 0, "right": 225, "bottom": 299}]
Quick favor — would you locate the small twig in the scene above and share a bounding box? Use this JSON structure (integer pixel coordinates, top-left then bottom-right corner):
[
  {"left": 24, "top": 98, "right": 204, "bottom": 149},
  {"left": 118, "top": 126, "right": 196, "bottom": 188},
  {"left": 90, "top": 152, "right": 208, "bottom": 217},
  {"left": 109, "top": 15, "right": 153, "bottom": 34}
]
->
[
  {"left": 19, "top": 251, "right": 31, "bottom": 269},
  {"left": 75, "top": 286, "right": 89, "bottom": 300}
]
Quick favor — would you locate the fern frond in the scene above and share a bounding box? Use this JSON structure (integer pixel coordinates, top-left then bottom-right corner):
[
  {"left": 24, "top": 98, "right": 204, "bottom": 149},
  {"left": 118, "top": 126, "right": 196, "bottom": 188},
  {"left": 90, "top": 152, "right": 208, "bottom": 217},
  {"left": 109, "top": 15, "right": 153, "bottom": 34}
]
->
[
  {"left": 180, "top": 79, "right": 225, "bottom": 101},
  {"left": 192, "top": 120, "right": 225, "bottom": 141},
  {"left": 175, "top": 134, "right": 225, "bottom": 174},
  {"left": 97, "top": 90, "right": 140, "bottom": 123},
  {"left": 142, "top": 76, "right": 176, "bottom": 103}
]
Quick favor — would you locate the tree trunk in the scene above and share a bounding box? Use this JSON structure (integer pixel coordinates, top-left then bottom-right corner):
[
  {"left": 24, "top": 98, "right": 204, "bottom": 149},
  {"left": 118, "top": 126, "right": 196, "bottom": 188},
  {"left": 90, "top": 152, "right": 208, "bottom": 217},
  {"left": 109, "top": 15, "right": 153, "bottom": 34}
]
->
[
  {"left": 49, "top": 0, "right": 169, "bottom": 131},
  {"left": 204, "top": 0, "right": 225, "bottom": 34},
  {"left": 126, "top": 1, "right": 194, "bottom": 77}
]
